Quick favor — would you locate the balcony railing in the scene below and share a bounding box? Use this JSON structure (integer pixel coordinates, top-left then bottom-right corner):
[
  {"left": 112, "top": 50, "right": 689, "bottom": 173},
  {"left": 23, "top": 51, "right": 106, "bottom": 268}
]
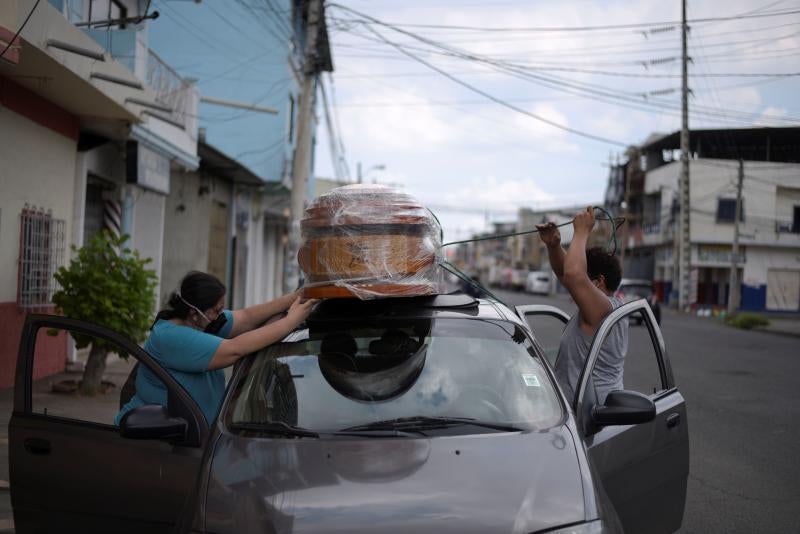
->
[
  {"left": 642, "top": 222, "right": 662, "bottom": 235},
  {"left": 59, "top": 4, "right": 197, "bottom": 133},
  {"left": 145, "top": 48, "right": 197, "bottom": 133}
]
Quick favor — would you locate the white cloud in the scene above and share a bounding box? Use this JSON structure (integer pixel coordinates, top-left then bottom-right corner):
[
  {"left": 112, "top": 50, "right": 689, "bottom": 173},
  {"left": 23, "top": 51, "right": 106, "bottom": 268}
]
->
[
  {"left": 435, "top": 175, "right": 555, "bottom": 212},
  {"left": 338, "top": 89, "right": 455, "bottom": 151},
  {"left": 756, "top": 106, "right": 788, "bottom": 126}
]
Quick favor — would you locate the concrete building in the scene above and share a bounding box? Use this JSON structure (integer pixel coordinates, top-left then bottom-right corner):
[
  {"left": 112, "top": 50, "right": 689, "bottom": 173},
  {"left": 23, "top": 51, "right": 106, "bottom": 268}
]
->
[
  {"left": 150, "top": 0, "right": 333, "bottom": 299},
  {"left": 160, "top": 139, "right": 291, "bottom": 310},
  {"left": 623, "top": 127, "right": 800, "bottom": 311},
  {"left": 0, "top": 0, "right": 199, "bottom": 387}
]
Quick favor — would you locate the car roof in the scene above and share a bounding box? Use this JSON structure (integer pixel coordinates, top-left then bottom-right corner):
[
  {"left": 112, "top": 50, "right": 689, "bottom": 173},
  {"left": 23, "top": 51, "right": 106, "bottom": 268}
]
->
[{"left": 308, "top": 292, "right": 516, "bottom": 323}]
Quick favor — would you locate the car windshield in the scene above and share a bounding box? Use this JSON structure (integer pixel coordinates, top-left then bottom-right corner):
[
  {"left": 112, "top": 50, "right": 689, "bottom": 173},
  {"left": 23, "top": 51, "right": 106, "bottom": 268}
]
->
[{"left": 225, "top": 318, "right": 562, "bottom": 434}]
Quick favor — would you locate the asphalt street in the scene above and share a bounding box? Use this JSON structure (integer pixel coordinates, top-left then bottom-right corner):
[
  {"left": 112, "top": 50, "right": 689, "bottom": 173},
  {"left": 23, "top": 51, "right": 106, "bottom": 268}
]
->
[{"left": 491, "top": 287, "right": 800, "bottom": 534}]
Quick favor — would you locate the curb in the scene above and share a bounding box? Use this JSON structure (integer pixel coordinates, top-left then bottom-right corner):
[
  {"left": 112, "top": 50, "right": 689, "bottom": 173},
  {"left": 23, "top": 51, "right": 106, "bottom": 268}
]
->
[{"left": 752, "top": 326, "right": 800, "bottom": 339}]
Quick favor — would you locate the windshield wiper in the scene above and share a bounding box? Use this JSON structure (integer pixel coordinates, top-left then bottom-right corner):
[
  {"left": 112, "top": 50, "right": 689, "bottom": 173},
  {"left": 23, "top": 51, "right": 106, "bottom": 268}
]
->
[
  {"left": 230, "top": 421, "right": 319, "bottom": 438},
  {"left": 341, "top": 416, "right": 522, "bottom": 433}
]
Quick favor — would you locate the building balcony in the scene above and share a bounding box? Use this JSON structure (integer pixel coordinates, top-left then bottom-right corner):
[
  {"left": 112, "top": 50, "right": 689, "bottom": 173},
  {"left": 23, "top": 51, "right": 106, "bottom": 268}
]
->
[{"left": 65, "top": 5, "right": 197, "bottom": 138}]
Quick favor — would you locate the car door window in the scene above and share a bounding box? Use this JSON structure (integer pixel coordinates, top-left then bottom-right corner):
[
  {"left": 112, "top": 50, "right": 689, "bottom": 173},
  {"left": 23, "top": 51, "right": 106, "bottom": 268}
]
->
[
  {"left": 616, "top": 314, "right": 666, "bottom": 397},
  {"left": 516, "top": 305, "right": 570, "bottom": 366},
  {"left": 584, "top": 303, "right": 666, "bottom": 406},
  {"left": 31, "top": 325, "right": 157, "bottom": 425}
]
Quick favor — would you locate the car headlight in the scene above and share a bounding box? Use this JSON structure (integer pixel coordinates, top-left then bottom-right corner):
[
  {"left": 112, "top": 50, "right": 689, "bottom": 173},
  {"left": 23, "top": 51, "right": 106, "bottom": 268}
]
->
[{"left": 539, "top": 520, "right": 606, "bottom": 534}]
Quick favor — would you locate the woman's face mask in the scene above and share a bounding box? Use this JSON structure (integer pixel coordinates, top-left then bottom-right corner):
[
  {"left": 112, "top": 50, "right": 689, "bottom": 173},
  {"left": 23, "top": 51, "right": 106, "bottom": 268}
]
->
[
  {"left": 179, "top": 292, "right": 226, "bottom": 334},
  {"left": 204, "top": 313, "right": 227, "bottom": 334}
]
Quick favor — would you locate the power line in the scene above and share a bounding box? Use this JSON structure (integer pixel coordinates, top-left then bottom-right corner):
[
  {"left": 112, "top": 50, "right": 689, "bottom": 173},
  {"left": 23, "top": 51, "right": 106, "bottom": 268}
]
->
[
  {"left": 261, "top": 0, "right": 296, "bottom": 40},
  {"left": 328, "top": 6, "right": 800, "bottom": 33},
  {"left": 333, "top": 66, "right": 800, "bottom": 80},
  {"left": 232, "top": 0, "right": 292, "bottom": 43},
  {"left": 335, "top": 27, "right": 800, "bottom": 60},
  {"left": 331, "top": 11, "right": 800, "bottom": 126},
  {"left": 0, "top": 0, "right": 42, "bottom": 60},
  {"left": 155, "top": 1, "right": 239, "bottom": 55},
  {"left": 334, "top": 19, "right": 800, "bottom": 46},
  {"left": 361, "top": 23, "right": 629, "bottom": 147}
]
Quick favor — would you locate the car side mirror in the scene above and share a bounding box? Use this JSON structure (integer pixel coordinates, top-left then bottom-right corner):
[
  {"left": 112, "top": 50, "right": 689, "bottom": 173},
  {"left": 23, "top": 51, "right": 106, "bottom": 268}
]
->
[
  {"left": 119, "top": 404, "right": 188, "bottom": 442},
  {"left": 591, "top": 390, "right": 656, "bottom": 426}
]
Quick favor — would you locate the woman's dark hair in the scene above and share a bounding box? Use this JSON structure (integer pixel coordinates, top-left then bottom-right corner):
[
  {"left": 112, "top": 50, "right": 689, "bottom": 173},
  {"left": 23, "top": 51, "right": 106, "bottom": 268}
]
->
[
  {"left": 586, "top": 247, "right": 622, "bottom": 292},
  {"left": 153, "top": 271, "right": 226, "bottom": 326}
]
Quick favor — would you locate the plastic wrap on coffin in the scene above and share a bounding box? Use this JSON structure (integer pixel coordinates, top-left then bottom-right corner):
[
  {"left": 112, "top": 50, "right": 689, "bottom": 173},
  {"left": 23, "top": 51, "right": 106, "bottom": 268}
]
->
[{"left": 298, "top": 184, "right": 444, "bottom": 299}]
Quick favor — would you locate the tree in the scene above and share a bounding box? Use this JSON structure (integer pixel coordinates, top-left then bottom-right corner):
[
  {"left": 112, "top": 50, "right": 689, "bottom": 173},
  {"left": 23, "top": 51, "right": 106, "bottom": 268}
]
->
[{"left": 53, "top": 231, "right": 158, "bottom": 395}]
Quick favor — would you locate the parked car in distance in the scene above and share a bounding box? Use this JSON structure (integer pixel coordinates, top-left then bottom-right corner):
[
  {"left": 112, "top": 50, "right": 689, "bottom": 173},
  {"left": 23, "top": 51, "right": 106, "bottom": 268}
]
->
[
  {"left": 510, "top": 269, "right": 528, "bottom": 291},
  {"left": 526, "top": 271, "right": 552, "bottom": 295},
  {"left": 10, "top": 293, "right": 687, "bottom": 534},
  {"left": 615, "top": 278, "right": 661, "bottom": 325}
]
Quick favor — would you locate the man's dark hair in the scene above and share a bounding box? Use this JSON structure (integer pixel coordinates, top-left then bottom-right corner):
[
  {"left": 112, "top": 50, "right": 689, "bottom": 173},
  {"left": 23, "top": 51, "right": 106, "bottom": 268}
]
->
[{"left": 586, "top": 247, "right": 622, "bottom": 292}]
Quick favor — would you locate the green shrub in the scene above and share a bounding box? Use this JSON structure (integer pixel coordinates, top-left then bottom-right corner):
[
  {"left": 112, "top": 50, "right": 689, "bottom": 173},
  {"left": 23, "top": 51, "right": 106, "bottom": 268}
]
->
[
  {"left": 725, "top": 312, "right": 770, "bottom": 330},
  {"left": 53, "top": 231, "right": 157, "bottom": 394}
]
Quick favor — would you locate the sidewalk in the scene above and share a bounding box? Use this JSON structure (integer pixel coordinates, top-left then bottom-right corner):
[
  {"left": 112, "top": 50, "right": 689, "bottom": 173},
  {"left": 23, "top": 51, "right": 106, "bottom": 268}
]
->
[
  {"left": 0, "top": 356, "right": 136, "bottom": 533},
  {"left": 754, "top": 315, "right": 800, "bottom": 338}
]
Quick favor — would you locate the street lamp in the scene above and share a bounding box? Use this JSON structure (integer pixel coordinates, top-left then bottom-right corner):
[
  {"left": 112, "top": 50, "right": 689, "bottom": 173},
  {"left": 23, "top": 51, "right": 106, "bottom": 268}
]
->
[{"left": 357, "top": 162, "right": 386, "bottom": 184}]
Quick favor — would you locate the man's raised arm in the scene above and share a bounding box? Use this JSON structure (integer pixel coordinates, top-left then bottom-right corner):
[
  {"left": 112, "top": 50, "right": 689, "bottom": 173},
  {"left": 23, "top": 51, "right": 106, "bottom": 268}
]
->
[{"left": 536, "top": 222, "right": 566, "bottom": 282}]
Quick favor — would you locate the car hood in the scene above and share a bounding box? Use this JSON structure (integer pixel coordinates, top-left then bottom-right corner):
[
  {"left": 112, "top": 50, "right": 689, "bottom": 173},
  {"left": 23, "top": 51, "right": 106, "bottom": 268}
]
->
[{"left": 203, "top": 425, "right": 586, "bottom": 534}]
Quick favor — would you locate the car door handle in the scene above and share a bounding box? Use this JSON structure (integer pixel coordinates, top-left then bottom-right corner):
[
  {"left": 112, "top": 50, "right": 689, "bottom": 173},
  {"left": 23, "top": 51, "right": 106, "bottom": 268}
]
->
[
  {"left": 24, "top": 438, "right": 51, "bottom": 455},
  {"left": 666, "top": 413, "right": 681, "bottom": 429}
]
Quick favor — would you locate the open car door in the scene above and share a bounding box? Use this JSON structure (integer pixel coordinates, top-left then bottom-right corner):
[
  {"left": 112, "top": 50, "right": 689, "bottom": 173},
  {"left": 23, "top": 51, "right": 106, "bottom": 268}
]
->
[
  {"left": 9, "top": 315, "right": 210, "bottom": 534},
  {"left": 575, "top": 300, "right": 689, "bottom": 534},
  {"left": 516, "top": 304, "right": 570, "bottom": 367}
]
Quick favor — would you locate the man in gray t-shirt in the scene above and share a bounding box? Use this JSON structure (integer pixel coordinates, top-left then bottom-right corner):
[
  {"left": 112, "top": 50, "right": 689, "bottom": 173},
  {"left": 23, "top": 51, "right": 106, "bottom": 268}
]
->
[{"left": 536, "top": 208, "right": 628, "bottom": 405}]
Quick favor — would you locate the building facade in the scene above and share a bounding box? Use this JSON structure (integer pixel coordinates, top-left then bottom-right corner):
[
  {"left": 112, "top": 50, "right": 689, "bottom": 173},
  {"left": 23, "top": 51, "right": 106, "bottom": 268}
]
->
[
  {"left": 0, "top": 0, "right": 199, "bottom": 387},
  {"left": 625, "top": 127, "right": 800, "bottom": 311}
]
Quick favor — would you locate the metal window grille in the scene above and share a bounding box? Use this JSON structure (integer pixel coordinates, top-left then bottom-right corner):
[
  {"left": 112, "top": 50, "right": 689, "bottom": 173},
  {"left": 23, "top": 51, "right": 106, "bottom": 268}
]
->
[{"left": 17, "top": 206, "right": 66, "bottom": 310}]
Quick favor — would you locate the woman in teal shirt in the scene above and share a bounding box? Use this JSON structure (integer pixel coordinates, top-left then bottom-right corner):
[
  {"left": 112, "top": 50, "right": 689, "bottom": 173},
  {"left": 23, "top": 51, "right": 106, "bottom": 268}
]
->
[{"left": 116, "top": 271, "right": 316, "bottom": 425}]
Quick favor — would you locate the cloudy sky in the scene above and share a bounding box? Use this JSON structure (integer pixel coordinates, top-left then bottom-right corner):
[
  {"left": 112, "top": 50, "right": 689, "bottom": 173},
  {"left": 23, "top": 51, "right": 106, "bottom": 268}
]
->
[{"left": 151, "top": 0, "right": 799, "bottom": 243}]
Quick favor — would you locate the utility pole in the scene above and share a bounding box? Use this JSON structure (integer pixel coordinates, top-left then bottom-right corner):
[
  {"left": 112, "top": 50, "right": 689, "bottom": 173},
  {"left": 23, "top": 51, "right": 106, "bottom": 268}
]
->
[
  {"left": 727, "top": 159, "right": 744, "bottom": 315},
  {"left": 619, "top": 154, "right": 632, "bottom": 267},
  {"left": 677, "top": 0, "right": 692, "bottom": 310},
  {"left": 285, "top": 0, "right": 324, "bottom": 293}
]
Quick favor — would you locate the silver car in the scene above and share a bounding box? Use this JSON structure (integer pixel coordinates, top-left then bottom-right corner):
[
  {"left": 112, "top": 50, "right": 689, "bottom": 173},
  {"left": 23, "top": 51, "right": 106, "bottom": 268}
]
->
[{"left": 10, "top": 294, "right": 688, "bottom": 533}]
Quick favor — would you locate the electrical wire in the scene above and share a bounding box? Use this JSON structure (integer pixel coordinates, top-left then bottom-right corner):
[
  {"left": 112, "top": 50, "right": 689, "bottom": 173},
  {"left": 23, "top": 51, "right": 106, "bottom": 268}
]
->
[
  {"left": 233, "top": 0, "right": 293, "bottom": 43},
  {"left": 334, "top": 27, "right": 800, "bottom": 60},
  {"left": 330, "top": 12, "right": 799, "bottom": 126},
  {"left": 0, "top": 0, "right": 41, "bottom": 60},
  {"left": 333, "top": 67, "right": 800, "bottom": 80},
  {"left": 327, "top": 72, "right": 352, "bottom": 181},
  {"left": 359, "top": 24, "right": 629, "bottom": 146},
  {"left": 440, "top": 206, "right": 626, "bottom": 254},
  {"left": 435, "top": 206, "right": 627, "bottom": 305},
  {"left": 155, "top": 0, "right": 240, "bottom": 56},
  {"left": 328, "top": 7, "right": 800, "bottom": 33}
]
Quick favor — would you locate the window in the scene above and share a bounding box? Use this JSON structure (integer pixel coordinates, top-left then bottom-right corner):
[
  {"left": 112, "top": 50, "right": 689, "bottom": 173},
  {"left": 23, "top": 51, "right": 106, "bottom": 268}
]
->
[
  {"left": 591, "top": 308, "right": 665, "bottom": 403},
  {"left": 18, "top": 206, "right": 66, "bottom": 310},
  {"left": 88, "top": 0, "right": 127, "bottom": 29},
  {"left": 31, "top": 326, "right": 143, "bottom": 426},
  {"left": 522, "top": 313, "right": 568, "bottom": 366},
  {"left": 716, "top": 198, "right": 744, "bottom": 223},
  {"left": 227, "top": 318, "right": 562, "bottom": 432},
  {"left": 793, "top": 206, "right": 800, "bottom": 234}
]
